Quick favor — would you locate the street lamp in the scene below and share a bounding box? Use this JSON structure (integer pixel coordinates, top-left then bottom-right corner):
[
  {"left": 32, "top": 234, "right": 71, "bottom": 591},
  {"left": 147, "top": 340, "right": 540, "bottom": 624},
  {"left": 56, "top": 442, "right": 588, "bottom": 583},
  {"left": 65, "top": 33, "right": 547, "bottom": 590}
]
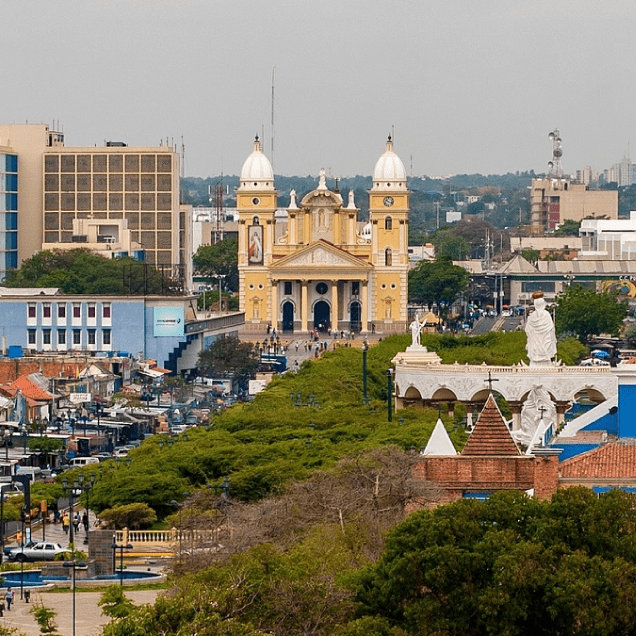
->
[
  {"left": 362, "top": 340, "right": 369, "bottom": 404},
  {"left": 3, "top": 428, "right": 11, "bottom": 461},
  {"left": 78, "top": 473, "right": 96, "bottom": 544},
  {"left": 21, "top": 425, "right": 28, "bottom": 455},
  {"left": 386, "top": 369, "right": 394, "bottom": 422},
  {"left": 112, "top": 534, "right": 133, "bottom": 586},
  {"left": 61, "top": 477, "right": 80, "bottom": 550},
  {"left": 0, "top": 484, "right": 10, "bottom": 564},
  {"left": 63, "top": 559, "right": 85, "bottom": 636}
]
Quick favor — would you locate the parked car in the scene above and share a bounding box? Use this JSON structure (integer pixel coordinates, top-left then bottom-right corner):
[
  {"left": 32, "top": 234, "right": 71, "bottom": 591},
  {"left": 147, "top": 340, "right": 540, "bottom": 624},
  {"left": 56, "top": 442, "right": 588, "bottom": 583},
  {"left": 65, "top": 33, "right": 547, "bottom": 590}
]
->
[
  {"left": 69, "top": 456, "right": 100, "bottom": 468},
  {"left": 5, "top": 541, "right": 68, "bottom": 562},
  {"left": 579, "top": 358, "right": 610, "bottom": 367},
  {"left": 92, "top": 453, "right": 114, "bottom": 462}
]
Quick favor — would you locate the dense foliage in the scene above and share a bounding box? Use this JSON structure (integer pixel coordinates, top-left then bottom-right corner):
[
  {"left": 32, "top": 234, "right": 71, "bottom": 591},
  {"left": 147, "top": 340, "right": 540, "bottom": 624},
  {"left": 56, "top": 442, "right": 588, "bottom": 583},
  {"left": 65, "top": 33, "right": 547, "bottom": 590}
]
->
[
  {"left": 352, "top": 488, "right": 636, "bottom": 636},
  {"left": 102, "top": 488, "right": 636, "bottom": 636},
  {"left": 197, "top": 335, "right": 260, "bottom": 384},
  {"left": 408, "top": 259, "right": 469, "bottom": 308},
  {"left": 555, "top": 285, "right": 628, "bottom": 343},
  {"left": 192, "top": 238, "right": 239, "bottom": 292},
  {"left": 57, "top": 332, "right": 585, "bottom": 518},
  {"left": 3, "top": 249, "right": 180, "bottom": 295}
]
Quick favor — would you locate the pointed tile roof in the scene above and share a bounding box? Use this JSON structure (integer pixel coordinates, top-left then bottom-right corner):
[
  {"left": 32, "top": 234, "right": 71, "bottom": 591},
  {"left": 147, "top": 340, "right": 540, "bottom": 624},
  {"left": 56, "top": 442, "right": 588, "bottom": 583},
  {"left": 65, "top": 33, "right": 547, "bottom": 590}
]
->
[
  {"left": 422, "top": 418, "right": 457, "bottom": 456},
  {"left": 462, "top": 394, "right": 520, "bottom": 456},
  {"left": 560, "top": 440, "right": 636, "bottom": 479}
]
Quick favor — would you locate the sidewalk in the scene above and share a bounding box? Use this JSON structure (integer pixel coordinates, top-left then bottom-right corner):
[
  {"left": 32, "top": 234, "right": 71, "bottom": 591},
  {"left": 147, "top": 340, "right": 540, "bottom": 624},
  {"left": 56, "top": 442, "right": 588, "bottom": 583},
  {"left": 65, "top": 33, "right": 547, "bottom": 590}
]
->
[
  {"left": 5, "top": 508, "right": 95, "bottom": 551},
  {"left": 1, "top": 510, "right": 163, "bottom": 635},
  {"left": 1, "top": 588, "right": 160, "bottom": 636}
]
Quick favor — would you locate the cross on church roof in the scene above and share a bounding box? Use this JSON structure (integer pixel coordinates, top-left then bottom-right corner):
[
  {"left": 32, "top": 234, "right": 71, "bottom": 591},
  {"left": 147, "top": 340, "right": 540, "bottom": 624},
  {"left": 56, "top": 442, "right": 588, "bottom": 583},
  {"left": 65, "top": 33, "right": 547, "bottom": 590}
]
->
[
  {"left": 538, "top": 405, "right": 547, "bottom": 420},
  {"left": 485, "top": 371, "right": 499, "bottom": 393}
]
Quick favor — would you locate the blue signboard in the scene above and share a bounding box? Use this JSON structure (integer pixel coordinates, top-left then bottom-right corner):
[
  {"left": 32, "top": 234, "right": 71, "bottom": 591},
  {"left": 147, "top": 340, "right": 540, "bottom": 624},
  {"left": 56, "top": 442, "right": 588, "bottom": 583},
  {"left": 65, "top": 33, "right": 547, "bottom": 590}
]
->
[{"left": 154, "top": 307, "right": 185, "bottom": 337}]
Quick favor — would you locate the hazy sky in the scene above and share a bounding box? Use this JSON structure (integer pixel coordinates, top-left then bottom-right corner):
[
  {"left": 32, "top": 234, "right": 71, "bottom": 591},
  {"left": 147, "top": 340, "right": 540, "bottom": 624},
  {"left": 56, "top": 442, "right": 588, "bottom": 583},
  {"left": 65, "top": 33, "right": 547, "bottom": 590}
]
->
[{"left": 3, "top": 1, "right": 635, "bottom": 179}]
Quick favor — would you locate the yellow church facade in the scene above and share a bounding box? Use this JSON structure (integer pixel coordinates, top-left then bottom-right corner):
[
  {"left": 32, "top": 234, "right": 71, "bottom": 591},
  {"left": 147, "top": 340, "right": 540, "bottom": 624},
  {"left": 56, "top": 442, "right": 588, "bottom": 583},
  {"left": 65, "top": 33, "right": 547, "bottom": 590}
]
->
[{"left": 237, "top": 137, "right": 409, "bottom": 335}]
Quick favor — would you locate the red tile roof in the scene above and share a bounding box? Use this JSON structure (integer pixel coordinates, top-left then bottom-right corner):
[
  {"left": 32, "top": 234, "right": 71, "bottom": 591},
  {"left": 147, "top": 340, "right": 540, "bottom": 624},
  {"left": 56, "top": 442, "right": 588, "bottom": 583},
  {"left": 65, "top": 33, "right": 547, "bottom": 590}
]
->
[
  {"left": 462, "top": 393, "right": 520, "bottom": 456},
  {"left": 8, "top": 375, "right": 52, "bottom": 402},
  {"left": 560, "top": 441, "right": 636, "bottom": 479}
]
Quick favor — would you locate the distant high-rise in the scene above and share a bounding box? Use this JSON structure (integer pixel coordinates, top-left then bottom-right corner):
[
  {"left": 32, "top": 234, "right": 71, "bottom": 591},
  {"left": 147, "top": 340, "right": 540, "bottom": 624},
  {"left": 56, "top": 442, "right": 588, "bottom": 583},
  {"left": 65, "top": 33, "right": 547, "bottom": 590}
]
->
[
  {"left": 0, "top": 123, "right": 189, "bottom": 285},
  {"left": 608, "top": 155, "right": 636, "bottom": 187},
  {"left": 531, "top": 130, "right": 617, "bottom": 232}
]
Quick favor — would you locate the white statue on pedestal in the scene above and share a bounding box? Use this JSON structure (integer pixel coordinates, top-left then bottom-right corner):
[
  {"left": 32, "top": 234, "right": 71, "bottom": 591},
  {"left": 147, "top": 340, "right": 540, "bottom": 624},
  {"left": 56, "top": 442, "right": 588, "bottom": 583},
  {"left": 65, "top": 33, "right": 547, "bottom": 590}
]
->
[
  {"left": 525, "top": 291, "right": 557, "bottom": 367},
  {"left": 409, "top": 314, "right": 424, "bottom": 348}
]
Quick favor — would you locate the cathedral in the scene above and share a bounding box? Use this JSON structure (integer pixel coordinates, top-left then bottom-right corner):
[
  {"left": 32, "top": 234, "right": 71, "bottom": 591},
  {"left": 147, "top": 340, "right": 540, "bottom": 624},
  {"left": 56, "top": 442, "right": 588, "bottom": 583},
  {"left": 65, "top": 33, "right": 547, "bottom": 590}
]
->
[{"left": 237, "top": 136, "right": 409, "bottom": 335}]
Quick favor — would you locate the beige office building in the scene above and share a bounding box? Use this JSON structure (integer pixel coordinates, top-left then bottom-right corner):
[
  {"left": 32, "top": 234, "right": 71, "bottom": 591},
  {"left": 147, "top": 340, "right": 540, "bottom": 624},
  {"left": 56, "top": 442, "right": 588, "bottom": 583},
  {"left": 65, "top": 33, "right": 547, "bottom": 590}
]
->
[
  {"left": 0, "top": 124, "right": 187, "bottom": 280},
  {"left": 530, "top": 177, "right": 617, "bottom": 232}
]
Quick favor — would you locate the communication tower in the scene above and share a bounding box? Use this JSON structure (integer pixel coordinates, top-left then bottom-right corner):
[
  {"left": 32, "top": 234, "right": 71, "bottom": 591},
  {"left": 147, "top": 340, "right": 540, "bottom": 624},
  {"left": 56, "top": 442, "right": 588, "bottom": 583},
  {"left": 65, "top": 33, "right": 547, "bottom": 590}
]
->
[{"left": 547, "top": 129, "right": 563, "bottom": 177}]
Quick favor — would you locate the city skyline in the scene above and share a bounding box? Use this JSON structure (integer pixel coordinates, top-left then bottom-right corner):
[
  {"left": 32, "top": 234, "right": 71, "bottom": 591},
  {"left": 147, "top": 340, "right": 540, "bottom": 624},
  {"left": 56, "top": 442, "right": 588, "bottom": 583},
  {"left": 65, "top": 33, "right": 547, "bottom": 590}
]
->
[{"left": 2, "top": 1, "right": 636, "bottom": 179}]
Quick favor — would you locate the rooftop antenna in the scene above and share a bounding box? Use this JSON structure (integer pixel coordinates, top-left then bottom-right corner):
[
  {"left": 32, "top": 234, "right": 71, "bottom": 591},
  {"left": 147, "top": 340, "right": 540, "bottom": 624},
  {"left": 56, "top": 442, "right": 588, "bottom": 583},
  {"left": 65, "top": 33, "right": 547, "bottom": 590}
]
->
[
  {"left": 271, "top": 66, "right": 275, "bottom": 174},
  {"left": 547, "top": 129, "right": 563, "bottom": 178}
]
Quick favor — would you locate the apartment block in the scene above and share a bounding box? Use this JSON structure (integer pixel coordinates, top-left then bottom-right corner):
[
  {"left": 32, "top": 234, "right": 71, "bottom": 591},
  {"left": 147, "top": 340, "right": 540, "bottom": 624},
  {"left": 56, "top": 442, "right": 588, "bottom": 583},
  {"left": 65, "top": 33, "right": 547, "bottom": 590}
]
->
[
  {"left": 0, "top": 124, "right": 188, "bottom": 284},
  {"left": 530, "top": 177, "right": 618, "bottom": 232}
]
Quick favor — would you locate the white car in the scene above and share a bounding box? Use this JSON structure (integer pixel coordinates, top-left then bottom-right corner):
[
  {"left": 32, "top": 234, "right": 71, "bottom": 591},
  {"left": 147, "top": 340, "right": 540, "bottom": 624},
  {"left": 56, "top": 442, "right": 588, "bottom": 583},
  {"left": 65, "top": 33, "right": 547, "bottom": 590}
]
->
[
  {"left": 5, "top": 541, "right": 68, "bottom": 562},
  {"left": 579, "top": 358, "right": 610, "bottom": 367}
]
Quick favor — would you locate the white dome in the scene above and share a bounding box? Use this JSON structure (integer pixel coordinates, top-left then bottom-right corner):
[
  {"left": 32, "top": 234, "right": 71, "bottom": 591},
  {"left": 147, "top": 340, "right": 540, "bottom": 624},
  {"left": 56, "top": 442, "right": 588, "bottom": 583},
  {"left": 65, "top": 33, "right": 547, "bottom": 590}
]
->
[
  {"left": 239, "top": 136, "right": 274, "bottom": 190},
  {"left": 372, "top": 136, "right": 407, "bottom": 190}
]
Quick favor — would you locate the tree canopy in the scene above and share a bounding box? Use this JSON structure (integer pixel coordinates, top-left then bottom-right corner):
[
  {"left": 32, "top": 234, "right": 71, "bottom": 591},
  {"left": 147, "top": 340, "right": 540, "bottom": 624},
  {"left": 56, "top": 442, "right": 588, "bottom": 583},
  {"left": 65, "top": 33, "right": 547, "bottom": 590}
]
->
[
  {"left": 193, "top": 238, "right": 239, "bottom": 292},
  {"left": 553, "top": 219, "right": 581, "bottom": 236},
  {"left": 408, "top": 258, "right": 469, "bottom": 309},
  {"left": 352, "top": 488, "right": 636, "bottom": 636},
  {"left": 52, "top": 332, "right": 584, "bottom": 518},
  {"left": 3, "top": 249, "right": 180, "bottom": 295},
  {"left": 197, "top": 335, "right": 260, "bottom": 383},
  {"left": 555, "top": 285, "right": 628, "bottom": 343}
]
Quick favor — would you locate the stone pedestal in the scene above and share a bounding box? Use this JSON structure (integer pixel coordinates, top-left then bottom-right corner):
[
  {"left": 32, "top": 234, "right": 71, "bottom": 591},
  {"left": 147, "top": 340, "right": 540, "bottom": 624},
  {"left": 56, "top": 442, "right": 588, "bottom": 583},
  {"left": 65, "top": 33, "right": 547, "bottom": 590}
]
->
[
  {"left": 88, "top": 529, "right": 115, "bottom": 576},
  {"left": 392, "top": 345, "right": 442, "bottom": 367}
]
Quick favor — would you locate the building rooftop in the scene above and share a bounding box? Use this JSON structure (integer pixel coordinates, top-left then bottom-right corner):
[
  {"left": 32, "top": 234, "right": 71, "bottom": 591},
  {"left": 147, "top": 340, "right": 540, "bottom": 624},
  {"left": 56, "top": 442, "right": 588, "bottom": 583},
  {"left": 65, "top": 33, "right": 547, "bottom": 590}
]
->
[{"left": 560, "top": 440, "right": 636, "bottom": 479}]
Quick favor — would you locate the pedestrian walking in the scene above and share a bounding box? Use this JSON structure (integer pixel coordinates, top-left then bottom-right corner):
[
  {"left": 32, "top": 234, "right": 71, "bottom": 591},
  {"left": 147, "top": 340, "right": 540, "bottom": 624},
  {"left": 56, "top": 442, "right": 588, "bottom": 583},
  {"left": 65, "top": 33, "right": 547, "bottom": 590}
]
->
[
  {"left": 295, "top": 342, "right": 299, "bottom": 353},
  {"left": 62, "top": 513, "right": 70, "bottom": 534},
  {"left": 73, "top": 512, "right": 81, "bottom": 533},
  {"left": 5, "top": 588, "right": 13, "bottom": 610},
  {"left": 82, "top": 511, "right": 89, "bottom": 532}
]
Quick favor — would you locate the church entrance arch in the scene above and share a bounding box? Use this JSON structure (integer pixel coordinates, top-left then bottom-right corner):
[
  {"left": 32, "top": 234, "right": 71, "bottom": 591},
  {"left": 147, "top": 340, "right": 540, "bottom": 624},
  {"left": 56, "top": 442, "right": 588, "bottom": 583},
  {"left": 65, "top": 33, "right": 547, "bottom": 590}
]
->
[
  {"left": 313, "top": 300, "right": 330, "bottom": 332},
  {"left": 350, "top": 301, "right": 361, "bottom": 332},
  {"left": 282, "top": 301, "right": 294, "bottom": 332}
]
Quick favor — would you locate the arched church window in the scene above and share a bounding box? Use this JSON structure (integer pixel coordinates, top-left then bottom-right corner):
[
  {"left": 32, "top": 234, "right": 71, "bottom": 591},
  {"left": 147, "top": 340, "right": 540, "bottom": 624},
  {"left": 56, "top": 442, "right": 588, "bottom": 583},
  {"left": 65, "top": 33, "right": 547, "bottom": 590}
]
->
[
  {"left": 385, "top": 248, "right": 392, "bottom": 266},
  {"left": 385, "top": 216, "right": 392, "bottom": 230}
]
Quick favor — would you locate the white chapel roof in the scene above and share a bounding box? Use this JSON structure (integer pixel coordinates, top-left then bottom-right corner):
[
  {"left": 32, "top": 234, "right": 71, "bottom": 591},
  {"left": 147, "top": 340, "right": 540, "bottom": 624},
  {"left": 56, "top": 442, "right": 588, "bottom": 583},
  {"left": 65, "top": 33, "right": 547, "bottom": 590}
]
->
[{"left": 421, "top": 418, "right": 457, "bottom": 456}]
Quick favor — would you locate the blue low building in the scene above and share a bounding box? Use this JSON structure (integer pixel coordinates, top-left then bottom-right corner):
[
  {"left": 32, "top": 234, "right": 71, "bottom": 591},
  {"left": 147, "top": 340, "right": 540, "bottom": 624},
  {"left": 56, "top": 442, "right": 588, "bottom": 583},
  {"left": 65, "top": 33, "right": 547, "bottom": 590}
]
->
[{"left": 0, "top": 288, "right": 244, "bottom": 375}]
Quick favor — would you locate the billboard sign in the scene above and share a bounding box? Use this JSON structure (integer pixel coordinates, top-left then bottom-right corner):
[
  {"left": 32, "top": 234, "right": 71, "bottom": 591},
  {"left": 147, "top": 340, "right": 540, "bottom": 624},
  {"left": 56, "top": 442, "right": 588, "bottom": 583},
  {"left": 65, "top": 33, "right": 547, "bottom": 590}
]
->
[{"left": 154, "top": 307, "right": 185, "bottom": 337}]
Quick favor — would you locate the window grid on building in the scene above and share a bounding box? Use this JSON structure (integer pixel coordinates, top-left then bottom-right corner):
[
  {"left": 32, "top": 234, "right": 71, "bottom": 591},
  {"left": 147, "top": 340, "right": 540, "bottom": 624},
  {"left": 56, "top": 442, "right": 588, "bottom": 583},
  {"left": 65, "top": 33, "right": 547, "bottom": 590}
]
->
[{"left": 43, "top": 151, "right": 175, "bottom": 265}]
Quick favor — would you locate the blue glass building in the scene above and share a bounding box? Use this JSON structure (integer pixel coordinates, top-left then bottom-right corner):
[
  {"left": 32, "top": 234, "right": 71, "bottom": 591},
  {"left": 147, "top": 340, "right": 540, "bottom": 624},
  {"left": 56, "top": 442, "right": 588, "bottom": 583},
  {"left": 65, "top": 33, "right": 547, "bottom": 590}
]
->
[{"left": 0, "top": 151, "right": 18, "bottom": 281}]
